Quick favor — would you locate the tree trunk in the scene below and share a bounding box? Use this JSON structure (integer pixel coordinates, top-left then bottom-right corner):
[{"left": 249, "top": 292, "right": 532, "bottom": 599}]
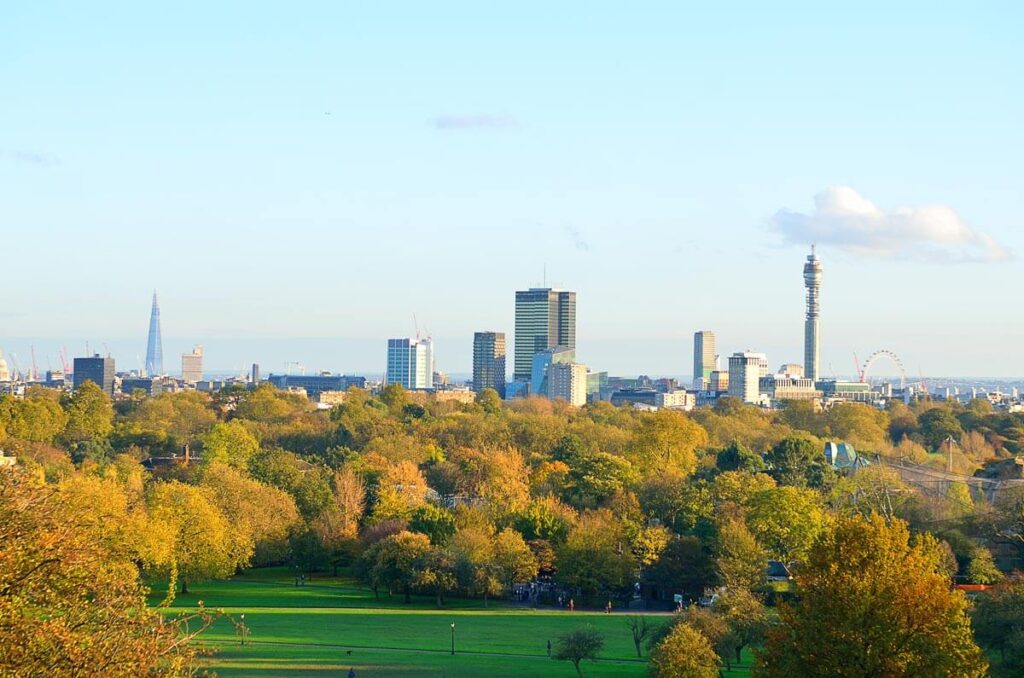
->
[
  {"left": 181, "top": 578, "right": 188, "bottom": 594},
  {"left": 404, "top": 586, "right": 411, "bottom": 604},
  {"left": 573, "top": 659, "right": 583, "bottom": 677},
  {"left": 735, "top": 646, "right": 742, "bottom": 663}
]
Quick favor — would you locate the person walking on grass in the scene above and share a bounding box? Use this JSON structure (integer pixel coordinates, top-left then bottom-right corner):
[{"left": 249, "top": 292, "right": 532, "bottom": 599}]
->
[
  {"left": 547, "top": 639, "right": 552, "bottom": 657},
  {"left": 348, "top": 668, "right": 355, "bottom": 678}
]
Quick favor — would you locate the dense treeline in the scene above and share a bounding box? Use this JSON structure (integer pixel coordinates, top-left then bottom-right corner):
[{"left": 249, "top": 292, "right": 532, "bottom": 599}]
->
[{"left": 3, "top": 381, "right": 1024, "bottom": 675}]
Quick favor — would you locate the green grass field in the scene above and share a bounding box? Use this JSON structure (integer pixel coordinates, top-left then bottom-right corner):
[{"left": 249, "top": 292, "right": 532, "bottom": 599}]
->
[{"left": 156, "top": 570, "right": 755, "bottom": 677}]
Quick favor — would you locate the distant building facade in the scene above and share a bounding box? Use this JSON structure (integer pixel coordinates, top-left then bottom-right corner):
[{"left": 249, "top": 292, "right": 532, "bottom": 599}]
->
[
  {"left": 693, "top": 331, "right": 716, "bottom": 389},
  {"left": 181, "top": 345, "right": 204, "bottom": 383},
  {"left": 727, "top": 352, "right": 768, "bottom": 404},
  {"left": 267, "top": 373, "right": 366, "bottom": 400},
  {"left": 472, "top": 331, "right": 506, "bottom": 397},
  {"left": 531, "top": 346, "right": 574, "bottom": 397},
  {"left": 547, "top": 362, "right": 588, "bottom": 406},
  {"left": 513, "top": 288, "right": 576, "bottom": 382},
  {"left": 386, "top": 337, "right": 434, "bottom": 390},
  {"left": 73, "top": 354, "right": 115, "bottom": 394}
]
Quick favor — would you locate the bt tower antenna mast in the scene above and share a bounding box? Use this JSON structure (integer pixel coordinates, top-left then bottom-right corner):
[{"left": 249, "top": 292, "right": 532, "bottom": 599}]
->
[{"left": 803, "top": 246, "right": 823, "bottom": 381}]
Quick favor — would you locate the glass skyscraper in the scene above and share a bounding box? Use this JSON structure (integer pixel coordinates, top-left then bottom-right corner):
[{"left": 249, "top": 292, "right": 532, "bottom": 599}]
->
[
  {"left": 145, "top": 291, "right": 163, "bottom": 377},
  {"left": 513, "top": 288, "right": 576, "bottom": 382}
]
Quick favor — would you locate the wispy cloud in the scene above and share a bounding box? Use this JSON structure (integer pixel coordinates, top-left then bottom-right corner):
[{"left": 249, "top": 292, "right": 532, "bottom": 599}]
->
[
  {"left": 563, "top": 226, "right": 590, "bottom": 252},
  {"left": 432, "top": 114, "right": 517, "bottom": 131},
  {"left": 770, "top": 186, "right": 1010, "bottom": 263},
  {"left": 0, "top": 148, "right": 60, "bottom": 167}
]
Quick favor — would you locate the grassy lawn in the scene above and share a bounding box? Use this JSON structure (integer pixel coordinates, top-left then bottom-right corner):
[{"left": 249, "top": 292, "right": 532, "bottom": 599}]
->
[{"left": 154, "top": 569, "right": 756, "bottom": 676}]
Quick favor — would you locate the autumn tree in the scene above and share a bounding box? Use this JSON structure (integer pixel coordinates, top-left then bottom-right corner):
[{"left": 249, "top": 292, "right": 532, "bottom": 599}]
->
[
  {"left": 491, "top": 527, "right": 537, "bottom": 593},
  {"left": 557, "top": 510, "right": 635, "bottom": 596},
  {"left": 200, "top": 462, "right": 301, "bottom": 567},
  {"left": 649, "top": 622, "right": 720, "bottom": 678},
  {"left": 147, "top": 480, "right": 236, "bottom": 594},
  {"left": 628, "top": 409, "right": 707, "bottom": 477},
  {"left": 0, "top": 468, "right": 209, "bottom": 675},
  {"left": 758, "top": 514, "right": 987, "bottom": 677},
  {"left": 449, "top": 526, "right": 502, "bottom": 604}
]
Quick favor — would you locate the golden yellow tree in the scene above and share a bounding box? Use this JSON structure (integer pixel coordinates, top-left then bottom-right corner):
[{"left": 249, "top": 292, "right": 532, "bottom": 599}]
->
[{"left": 758, "top": 514, "right": 987, "bottom": 677}]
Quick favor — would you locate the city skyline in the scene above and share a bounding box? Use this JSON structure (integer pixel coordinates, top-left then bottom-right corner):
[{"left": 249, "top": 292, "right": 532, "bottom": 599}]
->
[{"left": 2, "top": 4, "right": 1022, "bottom": 376}]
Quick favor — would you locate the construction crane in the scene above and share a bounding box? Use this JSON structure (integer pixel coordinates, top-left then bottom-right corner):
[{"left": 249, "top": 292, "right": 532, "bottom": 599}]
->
[
  {"left": 59, "top": 346, "right": 72, "bottom": 374},
  {"left": 284, "top": 361, "right": 305, "bottom": 375},
  {"left": 853, "top": 351, "right": 864, "bottom": 382},
  {"left": 30, "top": 346, "right": 38, "bottom": 381}
]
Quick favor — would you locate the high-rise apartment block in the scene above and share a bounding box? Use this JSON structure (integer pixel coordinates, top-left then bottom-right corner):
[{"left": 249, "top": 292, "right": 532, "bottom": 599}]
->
[
  {"left": 693, "top": 331, "right": 716, "bottom": 388},
  {"left": 73, "top": 354, "right": 115, "bottom": 394},
  {"left": 803, "top": 247, "right": 822, "bottom": 382},
  {"left": 472, "top": 331, "right": 506, "bottom": 396},
  {"left": 386, "top": 338, "right": 434, "bottom": 390},
  {"left": 145, "top": 291, "right": 163, "bottom": 377},
  {"left": 547, "top": 361, "right": 588, "bottom": 406},
  {"left": 727, "top": 351, "right": 768, "bottom": 404},
  {"left": 181, "top": 345, "right": 203, "bottom": 383},
  {"left": 513, "top": 288, "right": 576, "bottom": 382}
]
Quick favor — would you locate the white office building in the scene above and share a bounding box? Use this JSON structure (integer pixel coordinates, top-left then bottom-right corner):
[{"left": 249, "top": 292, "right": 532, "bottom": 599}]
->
[
  {"left": 728, "top": 351, "right": 769, "bottom": 404},
  {"left": 386, "top": 337, "right": 434, "bottom": 390},
  {"left": 181, "top": 345, "right": 204, "bottom": 383}
]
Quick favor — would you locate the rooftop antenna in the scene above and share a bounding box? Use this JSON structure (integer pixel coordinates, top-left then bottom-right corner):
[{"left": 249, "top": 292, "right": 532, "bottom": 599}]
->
[{"left": 413, "top": 313, "right": 420, "bottom": 340}]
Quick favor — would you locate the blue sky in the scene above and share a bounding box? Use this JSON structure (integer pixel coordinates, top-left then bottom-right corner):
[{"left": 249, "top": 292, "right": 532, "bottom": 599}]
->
[{"left": 1, "top": 2, "right": 1021, "bottom": 378}]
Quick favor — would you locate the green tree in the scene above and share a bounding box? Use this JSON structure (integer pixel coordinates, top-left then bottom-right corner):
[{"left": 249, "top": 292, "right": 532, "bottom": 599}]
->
[
  {"left": 758, "top": 514, "right": 987, "bottom": 677},
  {"left": 965, "top": 546, "right": 1002, "bottom": 584},
  {"left": 972, "top": 578, "right": 1024, "bottom": 676},
  {"left": 919, "top": 408, "right": 964, "bottom": 451},
  {"left": 553, "top": 625, "right": 605, "bottom": 678},
  {"left": 475, "top": 388, "right": 503, "bottom": 414},
  {"left": 714, "top": 518, "right": 768, "bottom": 590},
  {"left": 449, "top": 526, "right": 502, "bottom": 604},
  {"left": 765, "top": 435, "right": 833, "bottom": 489},
  {"left": 408, "top": 503, "right": 457, "bottom": 544},
  {"left": 492, "top": 527, "right": 537, "bottom": 593},
  {"left": 61, "top": 380, "right": 114, "bottom": 443},
  {"left": 556, "top": 510, "right": 635, "bottom": 596},
  {"left": 201, "top": 420, "right": 259, "bottom": 469},
  {"left": 366, "top": 530, "right": 433, "bottom": 603},
  {"left": 745, "top": 486, "right": 827, "bottom": 563},
  {"left": 0, "top": 390, "right": 69, "bottom": 444},
  {"left": 715, "top": 441, "right": 765, "bottom": 473},
  {"left": 648, "top": 535, "right": 715, "bottom": 600}
]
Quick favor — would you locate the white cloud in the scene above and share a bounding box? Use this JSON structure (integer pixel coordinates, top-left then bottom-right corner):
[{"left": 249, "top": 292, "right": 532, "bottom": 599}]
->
[{"left": 770, "top": 186, "right": 1010, "bottom": 263}]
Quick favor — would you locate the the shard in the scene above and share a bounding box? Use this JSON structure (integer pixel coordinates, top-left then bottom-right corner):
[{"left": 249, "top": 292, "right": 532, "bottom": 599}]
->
[{"left": 145, "top": 291, "right": 163, "bottom": 377}]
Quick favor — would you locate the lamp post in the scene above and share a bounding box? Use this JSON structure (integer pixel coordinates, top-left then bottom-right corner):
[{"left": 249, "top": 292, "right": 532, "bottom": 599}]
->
[{"left": 450, "top": 622, "right": 456, "bottom": 655}]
